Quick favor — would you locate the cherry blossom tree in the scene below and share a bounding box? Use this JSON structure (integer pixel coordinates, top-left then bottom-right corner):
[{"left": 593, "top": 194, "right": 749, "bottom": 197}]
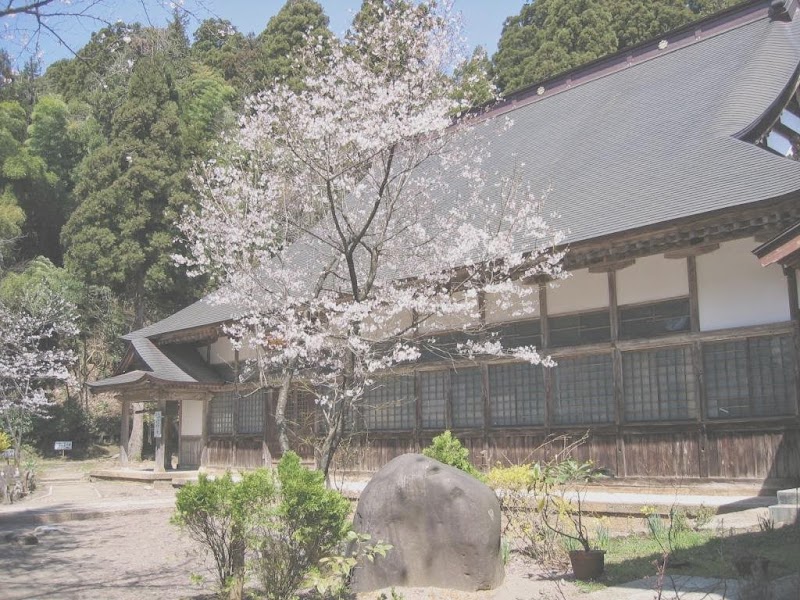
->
[
  {"left": 178, "top": 0, "right": 567, "bottom": 477},
  {"left": 0, "top": 291, "right": 76, "bottom": 467}
]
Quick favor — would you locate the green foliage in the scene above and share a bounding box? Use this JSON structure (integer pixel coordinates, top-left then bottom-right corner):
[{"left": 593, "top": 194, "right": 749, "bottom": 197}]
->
[
  {"left": 179, "top": 66, "right": 236, "bottom": 157},
  {"left": 29, "top": 397, "right": 94, "bottom": 454},
  {"left": 254, "top": 451, "right": 351, "bottom": 600},
  {"left": 307, "top": 530, "right": 392, "bottom": 599},
  {"left": 254, "top": 0, "right": 333, "bottom": 93},
  {"left": 692, "top": 504, "right": 715, "bottom": 529},
  {"left": 492, "top": 0, "right": 740, "bottom": 94},
  {"left": 422, "top": 430, "right": 481, "bottom": 478},
  {"left": 486, "top": 463, "right": 562, "bottom": 564},
  {"left": 0, "top": 429, "right": 10, "bottom": 453},
  {"left": 451, "top": 46, "right": 496, "bottom": 111},
  {"left": 62, "top": 54, "right": 199, "bottom": 325},
  {"left": 191, "top": 19, "right": 256, "bottom": 92},
  {"left": 173, "top": 454, "right": 352, "bottom": 600},
  {"left": 173, "top": 469, "right": 275, "bottom": 594}
]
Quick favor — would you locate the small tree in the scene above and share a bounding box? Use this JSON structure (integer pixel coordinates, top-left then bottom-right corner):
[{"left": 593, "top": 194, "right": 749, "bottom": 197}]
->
[
  {"left": 179, "top": 0, "right": 566, "bottom": 479},
  {"left": 173, "top": 453, "right": 351, "bottom": 600},
  {"left": 0, "top": 289, "right": 76, "bottom": 467},
  {"left": 173, "top": 469, "right": 274, "bottom": 599},
  {"left": 423, "top": 430, "right": 482, "bottom": 478}
]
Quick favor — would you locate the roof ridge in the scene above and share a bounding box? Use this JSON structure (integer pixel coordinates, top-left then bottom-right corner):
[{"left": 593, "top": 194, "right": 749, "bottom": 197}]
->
[{"left": 471, "top": 0, "right": 787, "bottom": 122}]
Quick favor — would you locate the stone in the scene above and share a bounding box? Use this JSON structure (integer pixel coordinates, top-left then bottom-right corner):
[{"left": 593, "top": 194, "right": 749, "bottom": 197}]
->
[{"left": 351, "top": 453, "right": 504, "bottom": 592}]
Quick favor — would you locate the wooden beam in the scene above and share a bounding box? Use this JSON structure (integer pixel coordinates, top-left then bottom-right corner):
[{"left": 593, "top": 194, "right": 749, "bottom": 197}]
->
[
  {"left": 664, "top": 243, "right": 719, "bottom": 259},
  {"left": 687, "top": 256, "right": 700, "bottom": 333},
  {"left": 588, "top": 259, "right": 635, "bottom": 274},
  {"left": 757, "top": 233, "right": 800, "bottom": 267}
]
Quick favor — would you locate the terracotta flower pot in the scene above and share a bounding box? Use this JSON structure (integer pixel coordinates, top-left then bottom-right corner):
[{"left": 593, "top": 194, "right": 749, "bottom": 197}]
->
[{"left": 569, "top": 549, "right": 606, "bottom": 581}]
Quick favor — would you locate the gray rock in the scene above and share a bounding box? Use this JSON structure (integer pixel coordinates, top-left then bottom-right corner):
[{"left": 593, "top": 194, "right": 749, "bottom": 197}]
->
[
  {"left": 18, "top": 533, "right": 38, "bottom": 545},
  {"left": 351, "top": 453, "right": 504, "bottom": 592}
]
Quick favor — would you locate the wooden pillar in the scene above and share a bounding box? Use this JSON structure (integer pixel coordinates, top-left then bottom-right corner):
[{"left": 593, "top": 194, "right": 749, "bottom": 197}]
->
[
  {"left": 608, "top": 270, "right": 626, "bottom": 478},
  {"left": 687, "top": 255, "right": 710, "bottom": 478},
  {"left": 786, "top": 268, "right": 800, "bottom": 418},
  {"left": 119, "top": 398, "right": 130, "bottom": 467},
  {"left": 154, "top": 395, "right": 168, "bottom": 473},
  {"left": 539, "top": 283, "right": 553, "bottom": 434}
]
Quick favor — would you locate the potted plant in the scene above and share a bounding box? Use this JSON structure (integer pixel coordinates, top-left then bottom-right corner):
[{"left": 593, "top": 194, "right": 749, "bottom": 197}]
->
[{"left": 541, "top": 459, "right": 606, "bottom": 581}]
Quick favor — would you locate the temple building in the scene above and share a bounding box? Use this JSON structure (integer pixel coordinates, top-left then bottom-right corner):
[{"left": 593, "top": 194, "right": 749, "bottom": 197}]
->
[{"left": 92, "top": 0, "right": 800, "bottom": 486}]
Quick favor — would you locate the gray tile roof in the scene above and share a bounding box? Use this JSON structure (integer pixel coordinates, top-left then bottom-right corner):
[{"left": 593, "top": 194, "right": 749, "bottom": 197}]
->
[
  {"left": 90, "top": 338, "right": 224, "bottom": 388},
  {"left": 127, "top": 4, "right": 800, "bottom": 341}
]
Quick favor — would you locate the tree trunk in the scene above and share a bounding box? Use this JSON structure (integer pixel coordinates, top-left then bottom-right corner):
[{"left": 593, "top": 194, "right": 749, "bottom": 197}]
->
[
  {"left": 274, "top": 367, "right": 296, "bottom": 456},
  {"left": 316, "top": 352, "right": 353, "bottom": 482},
  {"left": 128, "top": 403, "right": 144, "bottom": 461}
]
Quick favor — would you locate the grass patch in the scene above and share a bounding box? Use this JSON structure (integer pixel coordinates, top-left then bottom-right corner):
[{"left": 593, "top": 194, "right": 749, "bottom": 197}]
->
[{"left": 575, "top": 525, "right": 800, "bottom": 591}]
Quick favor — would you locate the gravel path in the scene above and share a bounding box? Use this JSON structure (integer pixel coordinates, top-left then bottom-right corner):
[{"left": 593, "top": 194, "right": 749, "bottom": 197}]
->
[{"left": 0, "top": 507, "right": 584, "bottom": 600}]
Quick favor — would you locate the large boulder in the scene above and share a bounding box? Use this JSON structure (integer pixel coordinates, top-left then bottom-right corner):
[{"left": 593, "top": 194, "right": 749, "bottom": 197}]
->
[{"left": 351, "top": 453, "right": 504, "bottom": 592}]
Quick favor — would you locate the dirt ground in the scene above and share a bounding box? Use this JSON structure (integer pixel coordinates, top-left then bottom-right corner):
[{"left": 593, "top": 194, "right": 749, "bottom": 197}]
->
[{"left": 0, "top": 507, "right": 585, "bottom": 600}]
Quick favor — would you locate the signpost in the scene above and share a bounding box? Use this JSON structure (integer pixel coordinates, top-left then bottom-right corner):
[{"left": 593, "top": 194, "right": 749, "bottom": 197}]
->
[
  {"left": 154, "top": 411, "right": 162, "bottom": 439},
  {"left": 54, "top": 441, "right": 72, "bottom": 458}
]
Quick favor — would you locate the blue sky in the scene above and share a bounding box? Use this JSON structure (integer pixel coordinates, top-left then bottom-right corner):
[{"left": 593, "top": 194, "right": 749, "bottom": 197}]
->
[{"left": 1, "top": 0, "right": 525, "bottom": 69}]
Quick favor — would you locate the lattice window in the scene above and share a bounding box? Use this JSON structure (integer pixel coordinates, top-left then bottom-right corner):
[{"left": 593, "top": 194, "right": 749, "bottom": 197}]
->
[
  {"left": 285, "top": 389, "right": 317, "bottom": 433},
  {"left": 490, "top": 319, "right": 542, "bottom": 350},
  {"left": 237, "top": 389, "right": 266, "bottom": 434},
  {"left": 549, "top": 310, "right": 611, "bottom": 348},
  {"left": 209, "top": 392, "right": 234, "bottom": 435},
  {"left": 451, "top": 368, "right": 484, "bottom": 428},
  {"left": 363, "top": 375, "right": 416, "bottom": 431},
  {"left": 417, "top": 331, "right": 481, "bottom": 363},
  {"left": 705, "top": 335, "right": 797, "bottom": 419},
  {"left": 420, "top": 370, "right": 448, "bottom": 429},
  {"left": 623, "top": 346, "right": 695, "bottom": 422},
  {"left": 553, "top": 354, "right": 614, "bottom": 424},
  {"left": 488, "top": 362, "right": 545, "bottom": 426},
  {"left": 619, "top": 298, "right": 691, "bottom": 340}
]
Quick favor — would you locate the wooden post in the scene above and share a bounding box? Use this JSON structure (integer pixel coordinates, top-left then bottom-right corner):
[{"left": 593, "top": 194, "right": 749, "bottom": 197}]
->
[
  {"left": 119, "top": 399, "right": 130, "bottom": 467},
  {"left": 154, "top": 395, "right": 167, "bottom": 473},
  {"left": 786, "top": 267, "right": 800, "bottom": 418},
  {"left": 688, "top": 255, "right": 709, "bottom": 477},
  {"left": 609, "top": 270, "right": 626, "bottom": 477}
]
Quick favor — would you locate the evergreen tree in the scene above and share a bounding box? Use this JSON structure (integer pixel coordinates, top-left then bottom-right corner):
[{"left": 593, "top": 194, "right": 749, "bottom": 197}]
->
[
  {"left": 492, "top": 0, "right": 740, "bottom": 94},
  {"left": 62, "top": 56, "right": 196, "bottom": 329},
  {"left": 452, "top": 46, "right": 497, "bottom": 110},
  {"left": 191, "top": 18, "right": 256, "bottom": 92},
  {"left": 253, "top": 0, "right": 333, "bottom": 93}
]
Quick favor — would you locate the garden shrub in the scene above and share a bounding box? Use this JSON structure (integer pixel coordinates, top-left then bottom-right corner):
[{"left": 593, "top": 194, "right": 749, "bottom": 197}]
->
[
  {"left": 253, "top": 452, "right": 351, "bottom": 600},
  {"left": 173, "top": 469, "right": 276, "bottom": 599},
  {"left": 174, "top": 453, "right": 352, "bottom": 600},
  {"left": 486, "top": 463, "right": 562, "bottom": 564},
  {"left": 0, "top": 430, "right": 10, "bottom": 453},
  {"left": 422, "top": 431, "right": 481, "bottom": 478}
]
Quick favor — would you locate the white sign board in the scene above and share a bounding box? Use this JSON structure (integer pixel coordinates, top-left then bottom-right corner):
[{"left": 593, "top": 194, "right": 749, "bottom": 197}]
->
[
  {"left": 154, "top": 411, "right": 162, "bottom": 438},
  {"left": 54, "top": 441, "right": 72, "bottom": 451}
]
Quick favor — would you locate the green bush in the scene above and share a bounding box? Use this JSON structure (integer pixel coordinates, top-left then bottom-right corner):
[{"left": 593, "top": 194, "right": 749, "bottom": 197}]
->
[
  {"left": 486, "top": 463, "right": 562, "bottom": 564},
  {"left": 0, "top": 430, "right": 10, "bottom": 453},
  {"left": 253, "top": 452, "right": 351, "bottom": 600},
  {"left": 173, "top": 469, "right": 275, "bottom": 599},
  {"left": 173, "top": 453, "right": 351, "bottom": 600},
  {"left": 422, "top": 430, "right": 481, "bottom": 478}
]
